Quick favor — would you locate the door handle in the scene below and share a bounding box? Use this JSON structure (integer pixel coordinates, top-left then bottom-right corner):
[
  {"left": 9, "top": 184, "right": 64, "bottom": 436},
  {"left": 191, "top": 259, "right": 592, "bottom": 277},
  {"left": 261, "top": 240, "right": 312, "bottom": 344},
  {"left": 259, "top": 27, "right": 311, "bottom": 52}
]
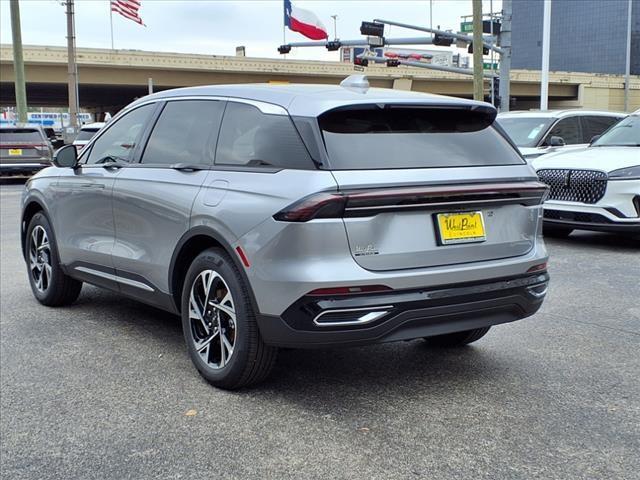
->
[
  {"left": 102, "top": 162, "right": 124, "bottom": 170},
  {"left": 171, "top": 163, "right": 205, "bottom": 172}
]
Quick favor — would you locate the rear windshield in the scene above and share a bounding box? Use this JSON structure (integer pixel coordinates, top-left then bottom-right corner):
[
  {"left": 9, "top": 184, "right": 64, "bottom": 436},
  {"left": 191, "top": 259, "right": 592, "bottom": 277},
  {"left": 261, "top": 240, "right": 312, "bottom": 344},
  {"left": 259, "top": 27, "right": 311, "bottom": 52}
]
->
[
  {"left": 75, "top": 128, "right": 100, "bottom": 141},
  {"left": 319, "top": 105, "right": 523, "bottom": 170},
  {"left": 0, "top": 129, "right": 43, "bottom": 144}
]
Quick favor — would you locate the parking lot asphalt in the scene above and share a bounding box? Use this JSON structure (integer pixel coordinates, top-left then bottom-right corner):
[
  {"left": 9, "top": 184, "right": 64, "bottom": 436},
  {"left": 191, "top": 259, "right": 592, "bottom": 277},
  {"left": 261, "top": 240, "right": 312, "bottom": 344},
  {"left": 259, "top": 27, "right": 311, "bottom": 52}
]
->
[{"left": 1, "top": 179, "right": 639, "bottom": 480}]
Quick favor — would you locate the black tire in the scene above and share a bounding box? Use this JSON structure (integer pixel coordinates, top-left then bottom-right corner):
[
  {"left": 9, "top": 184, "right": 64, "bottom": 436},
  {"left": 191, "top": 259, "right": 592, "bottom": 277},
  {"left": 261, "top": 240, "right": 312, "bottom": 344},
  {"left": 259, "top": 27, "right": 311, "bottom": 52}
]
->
[
  {"left": 423, "top": 327, "right": 491, "bottom": 348},
  {"left": 25, "top": 212, "right": 82, "bottom": 306},
  {"left": 543, "top": 224, "right": 573, "bottom": 238},
  {"left": 181, "top": 248, "right": 277, "bottom": 390}
]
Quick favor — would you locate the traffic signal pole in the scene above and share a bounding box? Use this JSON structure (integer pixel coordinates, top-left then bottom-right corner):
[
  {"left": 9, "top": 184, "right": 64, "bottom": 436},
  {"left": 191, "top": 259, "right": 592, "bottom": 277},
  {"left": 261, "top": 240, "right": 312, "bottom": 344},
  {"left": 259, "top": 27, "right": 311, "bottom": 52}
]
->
[
  {"left": 472, "top": 0, "right": 484, "bottom": 101},
  {"left": 9, "top": 0, "right": 27, "bottom": 124},
  {"left": 498, "top": 0, "right": 512, "bottom": 112},
  {"left": 66, "top": 0, "right": 79, "bottom": 132}
]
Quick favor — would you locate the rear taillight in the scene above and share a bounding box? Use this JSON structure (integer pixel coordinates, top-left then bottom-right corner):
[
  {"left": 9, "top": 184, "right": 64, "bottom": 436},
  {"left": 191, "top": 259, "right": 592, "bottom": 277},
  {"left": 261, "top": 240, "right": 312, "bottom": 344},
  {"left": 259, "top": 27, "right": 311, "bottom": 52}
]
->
[
  {"left": 273, "top": 192, "right": 346, "bottom": 222},
  {"left": 527, "top": 262, "right": 548, "bottom": 273},
  {"left": 274, "top": 182, "right": 548, "bottom": 223},
  {"left": 307, "top": 285, "right": 392, "bottom": 296}
]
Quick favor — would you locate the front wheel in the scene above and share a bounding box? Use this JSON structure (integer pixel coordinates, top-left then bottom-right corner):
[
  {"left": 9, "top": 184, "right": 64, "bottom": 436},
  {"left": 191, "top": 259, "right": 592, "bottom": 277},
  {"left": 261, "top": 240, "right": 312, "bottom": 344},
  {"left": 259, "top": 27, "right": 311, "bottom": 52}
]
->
[
  {"left": 26, "top": 213, "right": 82, "bottom": 306},
  {"left": 423, "top": 327, "right": 491, "bottom": 347},
  {"left": 181, "top": 248, "right": 277, "bottom": 390}
]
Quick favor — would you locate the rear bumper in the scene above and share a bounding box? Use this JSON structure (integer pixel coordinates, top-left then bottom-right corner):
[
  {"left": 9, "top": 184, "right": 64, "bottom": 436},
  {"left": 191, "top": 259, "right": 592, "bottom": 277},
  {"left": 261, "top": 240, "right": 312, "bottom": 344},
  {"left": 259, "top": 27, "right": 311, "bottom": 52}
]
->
[
  {"left": 544, "top": 217, "right": 640, "bottom": 233},
  {"left": 0, "top": 162, "right": 50, "bottom": 176},
  {"left": 257, "top": 272, "right": 549, "bottom": 348}
]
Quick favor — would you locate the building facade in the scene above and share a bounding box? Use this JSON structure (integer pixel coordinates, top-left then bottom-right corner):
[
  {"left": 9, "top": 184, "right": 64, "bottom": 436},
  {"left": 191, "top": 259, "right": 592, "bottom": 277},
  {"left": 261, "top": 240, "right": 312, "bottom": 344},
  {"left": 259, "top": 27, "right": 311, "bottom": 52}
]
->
[{"left": 511, "top": 0, "right": 639, "bottom": 75}]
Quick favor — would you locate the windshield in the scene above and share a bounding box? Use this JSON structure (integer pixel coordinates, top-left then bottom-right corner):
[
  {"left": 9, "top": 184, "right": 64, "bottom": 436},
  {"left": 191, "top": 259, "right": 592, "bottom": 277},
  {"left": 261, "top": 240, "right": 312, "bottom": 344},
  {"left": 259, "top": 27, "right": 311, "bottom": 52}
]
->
[
  {"left": 75, "top": 128, "right": 100, "bottom": 141},
  {"left": 320, "top": 105, "right": 523, "bottom": 170},
  {"left": 592, "top": 115, "right": 639, "bottom": 147},
  {"left": 496, "top": 117, "right": 553, "bottom": 147},
  {"left": 0, "top": 129, "right": 43, "bottom": 144}
]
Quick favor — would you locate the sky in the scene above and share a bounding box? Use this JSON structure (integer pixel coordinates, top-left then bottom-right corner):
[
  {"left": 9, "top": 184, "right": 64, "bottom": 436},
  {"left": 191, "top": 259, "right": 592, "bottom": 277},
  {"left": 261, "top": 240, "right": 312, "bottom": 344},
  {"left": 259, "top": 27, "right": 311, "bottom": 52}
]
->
[{"left": 0, "top": 0, "right": 502, "bottom": 61}]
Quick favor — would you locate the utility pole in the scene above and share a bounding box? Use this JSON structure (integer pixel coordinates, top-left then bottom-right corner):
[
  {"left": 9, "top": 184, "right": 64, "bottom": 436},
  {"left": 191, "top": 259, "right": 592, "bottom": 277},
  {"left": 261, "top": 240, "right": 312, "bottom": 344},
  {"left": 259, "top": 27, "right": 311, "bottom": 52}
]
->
[
  {"left": 472, "top": 0, "right": 484, "bottom": 101},
  {"left": 624, "top": 0, "right": 632, "bottom": 112},
  {"left": 499, "top": 0, "right": 512, "bottom": 112},
  {"left": 9, "top": 0, "right": 27, "bottom": 124},
  {"left": 540, "top": 0, "right": 552, "bottom": 110},
  {"left": 66, "top": 0, "right": 79, "bottom": 132}
]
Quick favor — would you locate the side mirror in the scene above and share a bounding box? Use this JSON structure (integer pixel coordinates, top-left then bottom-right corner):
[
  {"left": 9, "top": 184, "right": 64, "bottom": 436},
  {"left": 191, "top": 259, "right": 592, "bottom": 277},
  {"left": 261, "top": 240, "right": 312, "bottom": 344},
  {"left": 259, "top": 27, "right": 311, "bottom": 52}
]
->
[
  {"left": 53, "top": 144, "right": 78, "bottom": 168},
  {"left": 548, "top": 136, "right": 565, "bottom": 147},
  {"left": 590, "top": 135, "right": 601, "bottom": 145}
]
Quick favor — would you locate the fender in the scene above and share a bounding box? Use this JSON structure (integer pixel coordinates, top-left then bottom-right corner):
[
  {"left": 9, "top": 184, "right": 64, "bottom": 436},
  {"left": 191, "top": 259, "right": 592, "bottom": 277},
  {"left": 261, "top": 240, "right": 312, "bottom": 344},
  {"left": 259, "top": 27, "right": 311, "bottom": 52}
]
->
[
  {"left": 168, "top": 225, "right": 261, "bottom": 315},
  {"left": 20, "top": 193, "right": 53, "bottom": 261}
]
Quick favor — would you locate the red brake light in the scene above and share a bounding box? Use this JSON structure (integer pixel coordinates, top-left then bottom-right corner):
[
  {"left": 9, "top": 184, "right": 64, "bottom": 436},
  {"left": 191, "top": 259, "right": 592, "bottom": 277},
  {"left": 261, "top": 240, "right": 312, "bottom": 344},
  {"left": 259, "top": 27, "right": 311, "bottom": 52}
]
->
[
  {"left": 527, "top": 262, "right": 547, "bottom": 273},
  {"left": 273, "top": 192, "right": 346, "bottom": 222}
]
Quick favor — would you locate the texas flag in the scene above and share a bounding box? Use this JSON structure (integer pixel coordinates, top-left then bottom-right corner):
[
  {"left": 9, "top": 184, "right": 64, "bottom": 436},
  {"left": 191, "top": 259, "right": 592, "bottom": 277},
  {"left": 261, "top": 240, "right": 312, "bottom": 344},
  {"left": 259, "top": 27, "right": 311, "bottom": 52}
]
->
[{"left": 284, "top": 0, "right": 328, "bottom": 41}]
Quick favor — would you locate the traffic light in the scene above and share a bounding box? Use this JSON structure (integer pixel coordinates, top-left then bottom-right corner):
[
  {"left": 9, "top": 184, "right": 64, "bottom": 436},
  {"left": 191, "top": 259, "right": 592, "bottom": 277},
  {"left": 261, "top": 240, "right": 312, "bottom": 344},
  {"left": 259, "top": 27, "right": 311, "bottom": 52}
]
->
[
  {"left": 354, "top": 57, "right": 369, "bottom": 67},
  {"left": 492, "top": 78, "right": 501, "bottom": 108},
  {"left": 326, "top": 41, "right": 341, "bottom": 52},
  {"left": 277, "top": 44, "right": 291, "bottom": 54},
  {"left": 433, "top": 34, "right": 454, "bottom": 47},
  {"left": 386, "top": 59, "right": 400, "bottom": 67},
  {"left": 468, "top": 43, "right": 489, "bottom": 55}
]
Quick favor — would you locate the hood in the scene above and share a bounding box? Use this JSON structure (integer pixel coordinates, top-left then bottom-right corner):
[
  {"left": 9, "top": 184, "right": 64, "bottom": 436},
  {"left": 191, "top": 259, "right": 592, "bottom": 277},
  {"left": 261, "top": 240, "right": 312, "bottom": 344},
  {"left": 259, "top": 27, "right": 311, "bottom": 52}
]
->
[{"left": 531, "top": 146, "right": 639, "bottom": 173}]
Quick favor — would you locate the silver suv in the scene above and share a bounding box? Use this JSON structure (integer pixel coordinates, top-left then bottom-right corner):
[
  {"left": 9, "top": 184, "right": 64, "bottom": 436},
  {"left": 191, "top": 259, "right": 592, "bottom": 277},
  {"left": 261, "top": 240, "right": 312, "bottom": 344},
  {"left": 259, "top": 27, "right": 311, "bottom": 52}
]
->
[{"left": 21, "top": 79, "right": 550, "bottom": 389}]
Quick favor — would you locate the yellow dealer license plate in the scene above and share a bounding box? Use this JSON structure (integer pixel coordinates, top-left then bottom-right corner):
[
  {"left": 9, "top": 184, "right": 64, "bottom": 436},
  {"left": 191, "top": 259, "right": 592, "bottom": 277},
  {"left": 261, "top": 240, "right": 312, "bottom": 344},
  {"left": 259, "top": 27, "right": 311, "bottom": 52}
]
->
[
  {"left": 8, "top": 149, "right": 22, "bottom": 156},
  {"left": 435, "top": 211, "right": 486, "bottom": 245}
]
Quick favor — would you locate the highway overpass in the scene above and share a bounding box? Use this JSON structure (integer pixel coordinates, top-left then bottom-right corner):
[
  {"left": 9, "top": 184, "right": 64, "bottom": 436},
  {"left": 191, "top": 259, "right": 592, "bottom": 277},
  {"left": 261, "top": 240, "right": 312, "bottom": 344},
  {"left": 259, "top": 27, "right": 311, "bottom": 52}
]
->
[{"left": 1, "top": 45, "right": 639, "bottom": 117}]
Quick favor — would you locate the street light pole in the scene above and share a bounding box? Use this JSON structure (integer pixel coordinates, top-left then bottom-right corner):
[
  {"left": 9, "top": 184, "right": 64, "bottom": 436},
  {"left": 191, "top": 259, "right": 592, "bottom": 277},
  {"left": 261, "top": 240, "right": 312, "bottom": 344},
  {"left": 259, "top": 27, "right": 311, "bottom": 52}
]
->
[
  {"left": 472, "top": 0, "right": 484, "bottom": 101},
  {"left": 330, "top": 15, "right": 338, "bottom": 40},
  {"left": 66, "top": 0, "right": 79, "bottom": 132},
  {"left": 540, "top": 0, "right": 552, "bottom": 110},
  {"left": 9, "top": 0, "right": 28, "bottom": 124},
  {"left": 499, "top": 0, "right": 512, "bottom": 112},
  {"left": 624, "top": 0, "right": 632, "bottom": 112}
]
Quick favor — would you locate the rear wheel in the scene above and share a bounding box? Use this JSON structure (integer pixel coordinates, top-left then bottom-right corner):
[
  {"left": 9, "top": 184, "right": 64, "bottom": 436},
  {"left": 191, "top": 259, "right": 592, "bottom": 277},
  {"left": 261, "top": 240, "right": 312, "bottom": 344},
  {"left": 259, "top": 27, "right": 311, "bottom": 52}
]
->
[
  {"left": 423, "top": 327, "right": 490, "bottom": 347},
  {"left": 26, "top": 213, "right": 82, "bottom": 306},
  {"left": 181, "top": 248, "right": 277, "bottom": 390},
  {"left": 543, "top": 224, "right": 573, "bottom": 238}
]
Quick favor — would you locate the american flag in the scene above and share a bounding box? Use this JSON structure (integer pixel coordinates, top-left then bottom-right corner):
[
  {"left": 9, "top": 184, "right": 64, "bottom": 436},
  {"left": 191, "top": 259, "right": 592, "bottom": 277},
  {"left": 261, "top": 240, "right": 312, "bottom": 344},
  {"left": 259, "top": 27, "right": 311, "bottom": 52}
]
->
[{"left": 110, "top": 0, "right": 145, "bottom": 26}]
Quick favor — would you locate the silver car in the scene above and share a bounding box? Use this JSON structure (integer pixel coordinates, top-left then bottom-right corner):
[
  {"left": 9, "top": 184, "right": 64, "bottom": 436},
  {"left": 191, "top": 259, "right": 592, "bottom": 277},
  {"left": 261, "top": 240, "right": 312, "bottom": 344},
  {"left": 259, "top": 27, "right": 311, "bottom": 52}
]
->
[
  {"left": 21, "top": 78, "right": 550, "bottom": 389},
  {"left": 1, "top": 125, "right": 53, "bottom": 177}
]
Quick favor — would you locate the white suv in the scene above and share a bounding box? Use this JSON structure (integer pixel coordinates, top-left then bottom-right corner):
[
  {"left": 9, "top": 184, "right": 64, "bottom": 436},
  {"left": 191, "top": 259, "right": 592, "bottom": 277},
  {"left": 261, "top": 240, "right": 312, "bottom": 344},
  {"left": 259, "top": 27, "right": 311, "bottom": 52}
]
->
[
  {"left": 533, "top": 110, "right": 640, "bottom": 236},
  {"left": 497, "top": 110, "right": 625, "bottom": 161}
]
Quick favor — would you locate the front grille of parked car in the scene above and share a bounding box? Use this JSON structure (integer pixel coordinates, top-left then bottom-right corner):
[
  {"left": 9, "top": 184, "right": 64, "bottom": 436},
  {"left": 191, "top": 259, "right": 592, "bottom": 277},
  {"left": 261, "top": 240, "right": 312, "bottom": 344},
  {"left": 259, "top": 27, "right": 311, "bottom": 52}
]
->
[
  {"left": 537, "top": 169, "right": 607, "bottom": 204},
  {"left": 544, "top": 209, "right": 613, "bottom": 224}
]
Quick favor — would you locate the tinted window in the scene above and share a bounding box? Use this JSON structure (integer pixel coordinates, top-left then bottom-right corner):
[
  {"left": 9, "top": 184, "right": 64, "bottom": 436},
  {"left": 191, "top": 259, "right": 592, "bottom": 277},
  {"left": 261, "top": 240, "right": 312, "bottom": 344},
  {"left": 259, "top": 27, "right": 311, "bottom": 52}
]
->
[
  {"left": 319, "top": 105, "right": 523, "bottom": 170},
  {"left": 141, "top": 100, "right": 224, "bottom": 166},
  {"left": 0, "top": 129, "right": 43, "bottom": 143},
  {"left": 545, "top": 117, "right": 581, "bottom": 145},
  {"left": 86, "top": 104, "right": 154, "bottom": 164},
  {"left": 216, "top": 102, "right": 314, "bottom": 169},
  {"left": 581, "top": 116, "right": 620, "bottom": 143}
]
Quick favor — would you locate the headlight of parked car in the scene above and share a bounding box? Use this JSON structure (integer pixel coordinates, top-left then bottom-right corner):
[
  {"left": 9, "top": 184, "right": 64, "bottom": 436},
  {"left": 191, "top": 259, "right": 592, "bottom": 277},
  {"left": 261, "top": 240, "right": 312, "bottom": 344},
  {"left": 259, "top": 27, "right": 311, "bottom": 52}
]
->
[{"left": 608, "top": 165, "right": 640, "bottom": 180}]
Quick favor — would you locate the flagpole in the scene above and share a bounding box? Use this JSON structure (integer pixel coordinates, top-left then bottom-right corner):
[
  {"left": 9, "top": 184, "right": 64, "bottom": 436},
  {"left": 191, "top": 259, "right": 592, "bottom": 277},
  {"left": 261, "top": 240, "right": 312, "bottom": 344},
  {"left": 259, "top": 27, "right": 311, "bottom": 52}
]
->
[{"left": 109, "top": 2, "right": 114, "bottom": 50}]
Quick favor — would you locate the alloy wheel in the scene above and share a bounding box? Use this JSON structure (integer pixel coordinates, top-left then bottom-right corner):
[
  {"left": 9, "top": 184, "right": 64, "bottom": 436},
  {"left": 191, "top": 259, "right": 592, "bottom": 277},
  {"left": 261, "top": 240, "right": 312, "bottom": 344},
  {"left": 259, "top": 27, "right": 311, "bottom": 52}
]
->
[
  {"left": 189, "top": 270, "right": 237, "bottom": 369},
  {"left": 29, "top": 225, "right": 52, "bottom": 293}
]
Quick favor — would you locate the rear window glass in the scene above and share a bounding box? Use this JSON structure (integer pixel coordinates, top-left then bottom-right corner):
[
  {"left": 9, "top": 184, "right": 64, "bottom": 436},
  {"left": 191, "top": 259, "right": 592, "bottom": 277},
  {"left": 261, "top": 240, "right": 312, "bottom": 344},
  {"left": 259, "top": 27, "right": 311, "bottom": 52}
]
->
[
  {"left": 75, "top": 129, "right": 100, "bottom": 141},
  {"left": 0, "top": 129, "right": 43, "bottom": 143},
  {"left": 319, "top": 105, "right": 523, "bottom": 170},
  {"left": 216, "top": 102, "right": 314, "bottom": 169}
]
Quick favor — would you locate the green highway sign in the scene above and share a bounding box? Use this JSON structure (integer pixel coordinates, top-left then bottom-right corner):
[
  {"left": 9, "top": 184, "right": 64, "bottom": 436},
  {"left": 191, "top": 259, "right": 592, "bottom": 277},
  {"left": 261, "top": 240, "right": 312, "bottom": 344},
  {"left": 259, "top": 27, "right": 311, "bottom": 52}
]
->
[
  {"left": 460, "top": 21, "right": 473, "bottom": 33},
  {"left": 483, "top": 61, "right": 499, "bottom": 70}
]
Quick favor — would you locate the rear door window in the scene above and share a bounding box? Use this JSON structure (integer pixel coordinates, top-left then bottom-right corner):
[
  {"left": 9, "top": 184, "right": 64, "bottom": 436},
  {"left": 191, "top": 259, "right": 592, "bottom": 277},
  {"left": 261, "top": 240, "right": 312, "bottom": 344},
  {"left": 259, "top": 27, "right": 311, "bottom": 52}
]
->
[
  {"left": 545, "top": 117, "right": 581, "bottom": 145},
  {"left": 215, "top": 102, "right": 314, "bottom": 169},
  {"left": 581, "top": 116, "right": 621, "bottom": 143},
  {"left": 141, "top": 100, "right": 224, "bottom": 166},
  {"left": 319, "top": 105, "right": 523, "bottom": 170}
]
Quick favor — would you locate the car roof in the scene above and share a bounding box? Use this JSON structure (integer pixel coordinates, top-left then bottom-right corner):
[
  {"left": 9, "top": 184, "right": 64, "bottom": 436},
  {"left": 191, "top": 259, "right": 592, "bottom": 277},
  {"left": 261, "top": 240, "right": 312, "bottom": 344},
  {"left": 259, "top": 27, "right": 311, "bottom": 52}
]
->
[
  {"left": 129, "top": 83, "right": 493, "bottom": 117},
  {"left": 498, "top": 109, "right": 626, "bottom": 119},
  {"left": 0, "top": 125, "right": 45, "bottom": 132}
]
